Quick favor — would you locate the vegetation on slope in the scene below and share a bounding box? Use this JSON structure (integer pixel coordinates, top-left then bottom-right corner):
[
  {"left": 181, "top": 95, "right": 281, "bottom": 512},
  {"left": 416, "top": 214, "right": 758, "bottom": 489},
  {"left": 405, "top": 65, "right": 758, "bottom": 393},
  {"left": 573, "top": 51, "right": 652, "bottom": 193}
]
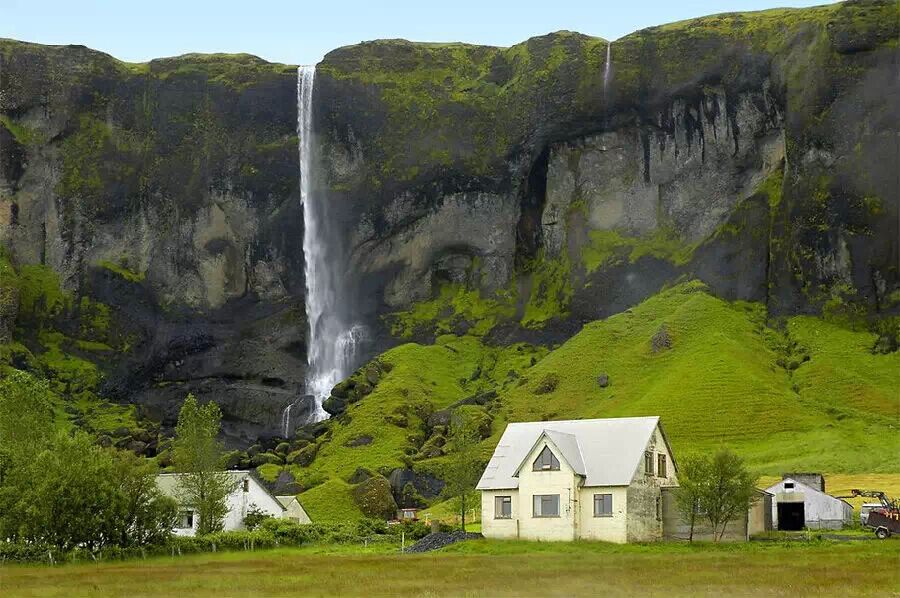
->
[{"left": 297, "top": 281, "right": 897, "bottom": 521}]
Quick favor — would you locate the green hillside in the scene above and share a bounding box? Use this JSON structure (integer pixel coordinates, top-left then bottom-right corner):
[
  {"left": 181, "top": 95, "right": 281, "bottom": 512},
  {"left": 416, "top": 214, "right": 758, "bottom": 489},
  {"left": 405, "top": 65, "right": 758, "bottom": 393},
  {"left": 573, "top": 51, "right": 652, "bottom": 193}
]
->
[{"left": 293, "top": 281, "right": 898, "bottom": 516}]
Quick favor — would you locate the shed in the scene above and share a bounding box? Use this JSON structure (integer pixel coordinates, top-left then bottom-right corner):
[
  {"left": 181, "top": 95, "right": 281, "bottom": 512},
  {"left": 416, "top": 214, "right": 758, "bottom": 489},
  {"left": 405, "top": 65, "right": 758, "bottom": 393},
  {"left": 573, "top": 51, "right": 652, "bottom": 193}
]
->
[
  {"left": 765, "top": 477, "right": 853, "bottom": 530},
  {"left": 661, "top": 488, "right": 773, "bottom": 541}
]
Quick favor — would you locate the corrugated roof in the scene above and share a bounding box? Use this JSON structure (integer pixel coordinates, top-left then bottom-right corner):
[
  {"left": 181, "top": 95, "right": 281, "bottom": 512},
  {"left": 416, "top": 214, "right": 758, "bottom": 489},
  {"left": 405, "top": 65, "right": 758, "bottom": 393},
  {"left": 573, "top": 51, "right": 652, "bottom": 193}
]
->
[{"left": 476, "top": 417, "right": 661, "bottom": 490}]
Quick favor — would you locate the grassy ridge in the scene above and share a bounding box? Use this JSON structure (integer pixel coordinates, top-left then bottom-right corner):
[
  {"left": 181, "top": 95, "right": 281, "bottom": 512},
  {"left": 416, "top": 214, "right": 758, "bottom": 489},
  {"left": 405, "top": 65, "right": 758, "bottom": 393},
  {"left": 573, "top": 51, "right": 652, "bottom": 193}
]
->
[{"left": 495, "top": 282, "right": 898, "bottom": 473}]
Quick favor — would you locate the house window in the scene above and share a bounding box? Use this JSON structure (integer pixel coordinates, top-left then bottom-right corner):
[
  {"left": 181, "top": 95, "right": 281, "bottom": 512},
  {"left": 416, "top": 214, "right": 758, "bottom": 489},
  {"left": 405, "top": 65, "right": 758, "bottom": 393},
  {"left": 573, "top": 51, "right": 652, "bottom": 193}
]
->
[
  {"left": 645, "top": 451, "right": 654, "bottom": 476},
  {"left": 657, "top": 454, "right": 667, "bottom": 478},
  {"left": 532, "top": 446, "right": 560, "bottom": 471},
  {"left": 243, "top": 479, "right": 249, "bottom": 492},
  {"left": 176, "top": 511, "right": 194, "bottom": 529},
  {"left": 533, "top": 494, "right": 560, "bottom": 517},
  {"left": 593, "top": 494, "right": 613, "bottom": 517},
  {"left": 495, "top": 496, "right": 512, "bottom": 519},
  {"left": 784, "top": 482, "right": 794, "bottom": 490}
]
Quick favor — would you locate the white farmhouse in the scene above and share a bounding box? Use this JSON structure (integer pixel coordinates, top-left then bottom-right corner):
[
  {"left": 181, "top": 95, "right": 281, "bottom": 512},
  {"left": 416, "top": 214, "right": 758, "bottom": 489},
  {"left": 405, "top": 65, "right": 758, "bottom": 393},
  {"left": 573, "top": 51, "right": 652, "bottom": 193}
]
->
[
  {"left": 765, "top": 475, "right": 852, "bottom": 530},
  {"left": 477, "top": 416, "right": 677, "bottom": 543},
  {"left": 156, "top": 470, "right": 311, "bottom": 536}
]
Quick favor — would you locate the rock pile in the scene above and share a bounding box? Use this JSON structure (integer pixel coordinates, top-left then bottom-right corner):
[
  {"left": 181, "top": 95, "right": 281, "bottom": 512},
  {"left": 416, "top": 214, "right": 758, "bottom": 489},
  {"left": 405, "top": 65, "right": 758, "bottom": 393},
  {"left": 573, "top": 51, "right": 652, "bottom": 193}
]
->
[{"left": 404, "top": 531, "right": 482, "bottom": 553}]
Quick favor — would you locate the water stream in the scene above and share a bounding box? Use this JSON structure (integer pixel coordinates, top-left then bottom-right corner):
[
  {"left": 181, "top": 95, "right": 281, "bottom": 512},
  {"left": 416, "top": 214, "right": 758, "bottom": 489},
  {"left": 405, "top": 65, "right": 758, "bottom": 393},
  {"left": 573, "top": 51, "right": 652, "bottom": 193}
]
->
[{"left": 282, "top": 65, "right": 366, "bottom": 436}]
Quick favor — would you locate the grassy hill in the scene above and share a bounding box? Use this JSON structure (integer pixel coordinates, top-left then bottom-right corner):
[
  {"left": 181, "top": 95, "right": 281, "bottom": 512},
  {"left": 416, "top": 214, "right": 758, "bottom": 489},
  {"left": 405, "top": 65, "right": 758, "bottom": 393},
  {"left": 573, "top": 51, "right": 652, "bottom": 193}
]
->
[{"left": 292, "top": 281, "right": 898, "bottom": 520}]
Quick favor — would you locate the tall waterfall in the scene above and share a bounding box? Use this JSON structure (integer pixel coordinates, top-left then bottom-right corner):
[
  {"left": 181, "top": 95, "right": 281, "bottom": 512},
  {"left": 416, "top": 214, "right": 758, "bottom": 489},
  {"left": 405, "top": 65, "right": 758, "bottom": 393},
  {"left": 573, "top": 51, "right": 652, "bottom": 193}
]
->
[
  {"left": 290, "top": 65, "right": 367, "bottom": 430},
  {"left": 603, "top": 41, "right": 613, "bottom": 92}
]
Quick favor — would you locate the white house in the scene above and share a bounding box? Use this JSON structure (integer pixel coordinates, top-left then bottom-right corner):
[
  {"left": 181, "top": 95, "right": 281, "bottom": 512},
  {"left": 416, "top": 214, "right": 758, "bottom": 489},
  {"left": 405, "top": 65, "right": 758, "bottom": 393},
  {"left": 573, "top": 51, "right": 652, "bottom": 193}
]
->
[
  {"left": 477, "top": 416, "right": 677, "bottom": 543},
  {"left": 156, "top": 470, "right": 310, "bottom": 536},
  {"left": 765, "top": 476, "right": 852, "bottom": 530}
]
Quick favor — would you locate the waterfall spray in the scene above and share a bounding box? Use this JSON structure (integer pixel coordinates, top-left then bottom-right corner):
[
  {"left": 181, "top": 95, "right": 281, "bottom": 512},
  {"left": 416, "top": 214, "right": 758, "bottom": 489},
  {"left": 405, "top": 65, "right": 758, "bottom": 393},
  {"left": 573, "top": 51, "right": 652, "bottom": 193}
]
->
[{"left": 285, "top": 65, "right": 367, "bottom": 432}]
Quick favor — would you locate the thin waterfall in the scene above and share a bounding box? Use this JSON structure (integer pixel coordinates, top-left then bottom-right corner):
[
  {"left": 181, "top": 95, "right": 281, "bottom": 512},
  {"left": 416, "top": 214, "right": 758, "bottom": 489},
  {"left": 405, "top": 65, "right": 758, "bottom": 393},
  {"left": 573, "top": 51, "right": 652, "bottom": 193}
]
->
[
  {"left": 603, "top": 41, "right": 613, "bottom": 92},
  {"left": 284, "top": 64, "right": 367, "bottom": 433}
]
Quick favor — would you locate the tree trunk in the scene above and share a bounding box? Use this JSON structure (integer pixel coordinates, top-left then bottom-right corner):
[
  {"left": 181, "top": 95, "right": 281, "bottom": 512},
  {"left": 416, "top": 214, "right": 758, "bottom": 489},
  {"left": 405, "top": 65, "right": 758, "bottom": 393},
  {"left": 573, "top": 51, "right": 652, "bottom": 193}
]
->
[{"left": 688, "top": 511, "right": 695, "bottom": 543}]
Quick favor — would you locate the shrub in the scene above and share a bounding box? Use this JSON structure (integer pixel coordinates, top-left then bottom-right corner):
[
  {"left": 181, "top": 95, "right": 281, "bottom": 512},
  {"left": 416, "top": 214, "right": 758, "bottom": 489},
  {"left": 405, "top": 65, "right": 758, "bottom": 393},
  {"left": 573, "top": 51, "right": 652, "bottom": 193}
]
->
[{"left": 351, "top": 476, "right": 398, "bottom": 520}]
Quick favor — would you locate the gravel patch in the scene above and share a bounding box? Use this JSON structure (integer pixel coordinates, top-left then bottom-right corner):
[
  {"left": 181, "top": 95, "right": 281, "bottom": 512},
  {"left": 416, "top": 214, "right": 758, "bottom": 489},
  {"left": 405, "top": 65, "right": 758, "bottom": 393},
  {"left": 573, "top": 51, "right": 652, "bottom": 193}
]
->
[{"left": 405, "top": 531, "right": 482, "bottom": 553}]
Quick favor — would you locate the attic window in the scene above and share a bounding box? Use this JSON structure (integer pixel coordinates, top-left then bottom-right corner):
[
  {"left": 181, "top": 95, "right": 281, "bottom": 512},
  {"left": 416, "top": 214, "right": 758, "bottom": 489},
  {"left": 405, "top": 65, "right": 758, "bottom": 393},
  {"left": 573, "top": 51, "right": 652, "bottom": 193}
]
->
[
  {"left": 784, "top": 482, "right": 794, "bottom": 490},
  {"left": 533, "top": 446, "right": 560, "bottom": 471},
  {"left": 645, "top": 451, "right": 654, "bottom": 476}
]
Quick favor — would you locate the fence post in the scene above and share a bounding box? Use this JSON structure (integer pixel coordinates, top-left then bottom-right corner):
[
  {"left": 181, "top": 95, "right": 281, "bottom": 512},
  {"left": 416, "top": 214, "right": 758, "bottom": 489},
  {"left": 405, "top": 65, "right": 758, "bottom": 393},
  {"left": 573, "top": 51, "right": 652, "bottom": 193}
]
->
[
  {"left": 47, "top": 550, "right": 54, "bottom": 566},
  {"left": 401, "top": 531, "right": 405, "bottom": 553}
]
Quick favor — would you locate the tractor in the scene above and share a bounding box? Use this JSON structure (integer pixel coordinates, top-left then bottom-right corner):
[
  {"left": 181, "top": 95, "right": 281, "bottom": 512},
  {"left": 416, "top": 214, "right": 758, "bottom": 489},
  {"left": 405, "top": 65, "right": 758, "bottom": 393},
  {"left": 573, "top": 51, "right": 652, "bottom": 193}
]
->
[{"left": 838, "top": 489, "right": 900, "bottom": 539}]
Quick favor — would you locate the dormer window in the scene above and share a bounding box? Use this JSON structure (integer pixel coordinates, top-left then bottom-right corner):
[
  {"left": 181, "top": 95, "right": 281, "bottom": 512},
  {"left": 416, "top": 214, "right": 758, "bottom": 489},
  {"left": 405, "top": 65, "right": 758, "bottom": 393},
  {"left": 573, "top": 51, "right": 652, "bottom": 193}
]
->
[{"left": 533, "top": 446, "right": 560, "bottom": 471}]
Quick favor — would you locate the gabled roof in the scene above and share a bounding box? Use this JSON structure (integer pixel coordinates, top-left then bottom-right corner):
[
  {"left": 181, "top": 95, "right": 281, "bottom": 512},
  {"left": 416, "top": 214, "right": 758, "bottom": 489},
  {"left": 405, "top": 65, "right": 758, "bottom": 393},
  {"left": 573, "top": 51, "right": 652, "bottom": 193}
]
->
[
  {"left": 477, "top": 416, "right": 665, "bottom": 490},
  {"left": 513, "top": 430, "right": 585, "bottom": 477},
  {"left": 765, "top": 478, "right": 853, "bottom": 507},
  {"left": 156, "top": 470, "right": 286, "bottom": 511}
]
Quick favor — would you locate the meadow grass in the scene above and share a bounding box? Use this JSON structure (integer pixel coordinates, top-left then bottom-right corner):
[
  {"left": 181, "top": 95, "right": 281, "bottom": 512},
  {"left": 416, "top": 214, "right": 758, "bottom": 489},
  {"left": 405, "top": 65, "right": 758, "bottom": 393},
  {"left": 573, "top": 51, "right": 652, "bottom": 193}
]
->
[{"left": 1, "top": 539, "right": 896, "bottom": 597}]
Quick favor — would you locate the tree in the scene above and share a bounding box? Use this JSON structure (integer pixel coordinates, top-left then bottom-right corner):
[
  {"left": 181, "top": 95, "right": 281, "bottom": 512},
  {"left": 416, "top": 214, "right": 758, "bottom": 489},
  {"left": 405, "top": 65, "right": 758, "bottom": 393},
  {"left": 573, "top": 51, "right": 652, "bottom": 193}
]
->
[
  {"left": 109, "top": 450, "right": 178, "bottom": 547},
  {"left": 444, "top": 412, "right": 483, "bottom": 531},
  {"left": 172, "top": 394, "right": 235, "bottom": 535},
  {"left": 243, "top": 504, "right": 273, "bottom": 531},
  {"left": 0, "top": 370, "right": 55, "bottom": 480},
  {"left": 692, "top": 448, "right": 759, "bottom": 542},
  {"left": 672, "top": 454, "right": 711, "bottom": 542}
]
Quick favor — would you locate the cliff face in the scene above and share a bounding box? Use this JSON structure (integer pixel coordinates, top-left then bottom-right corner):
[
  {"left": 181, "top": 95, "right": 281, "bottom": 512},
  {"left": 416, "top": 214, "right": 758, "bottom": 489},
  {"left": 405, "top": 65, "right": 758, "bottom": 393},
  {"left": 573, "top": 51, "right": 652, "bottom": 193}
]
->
[
  {"left": 315, "top": 0, "right": 898, "bottom": 326},
  {"left": 1, "top": 0, "right": 897, "bottom": 444}
]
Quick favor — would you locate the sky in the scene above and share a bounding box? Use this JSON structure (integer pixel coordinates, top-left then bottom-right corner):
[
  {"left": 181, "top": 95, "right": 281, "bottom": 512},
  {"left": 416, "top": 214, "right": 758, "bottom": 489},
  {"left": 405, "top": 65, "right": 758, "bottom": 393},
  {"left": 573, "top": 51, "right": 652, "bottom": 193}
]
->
[{"left": 1, "top": 0, "right": 838, "bottom": 65}]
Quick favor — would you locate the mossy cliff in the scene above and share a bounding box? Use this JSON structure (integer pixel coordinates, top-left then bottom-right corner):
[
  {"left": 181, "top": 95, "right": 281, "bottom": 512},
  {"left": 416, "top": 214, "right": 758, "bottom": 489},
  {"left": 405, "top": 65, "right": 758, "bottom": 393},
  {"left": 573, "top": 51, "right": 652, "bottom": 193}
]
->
[
  {"left": 0, "top": 41, "right": 309, "bottom": 443},
  {"left": 1, "top": 1, "right": 898, "bottom": 449},
  {"left": 315, "top": 0, "right": 898, "bottom": 328}
]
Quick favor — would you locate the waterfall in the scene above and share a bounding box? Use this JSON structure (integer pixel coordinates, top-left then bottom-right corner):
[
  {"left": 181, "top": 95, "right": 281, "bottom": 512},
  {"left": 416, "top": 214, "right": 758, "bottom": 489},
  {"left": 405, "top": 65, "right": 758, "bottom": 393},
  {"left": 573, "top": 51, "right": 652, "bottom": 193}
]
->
[
  {"left": 603, "top": 41, "right": 613, "bottom": 92},
  {"left": 291, "top": 65, "right": 367, "bottom": 427}
]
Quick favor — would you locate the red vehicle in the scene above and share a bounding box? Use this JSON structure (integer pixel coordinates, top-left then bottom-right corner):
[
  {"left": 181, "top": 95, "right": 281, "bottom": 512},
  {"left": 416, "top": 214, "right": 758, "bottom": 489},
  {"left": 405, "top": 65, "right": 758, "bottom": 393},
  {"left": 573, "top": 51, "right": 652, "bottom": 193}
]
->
[{"left": 840, "top": 490, "right": 899, "bottom": 539}]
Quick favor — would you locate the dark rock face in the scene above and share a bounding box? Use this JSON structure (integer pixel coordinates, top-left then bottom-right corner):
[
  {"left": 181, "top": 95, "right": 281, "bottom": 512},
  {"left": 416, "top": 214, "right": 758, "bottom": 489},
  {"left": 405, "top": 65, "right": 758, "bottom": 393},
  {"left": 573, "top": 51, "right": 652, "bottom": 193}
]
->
[
  {"left": 388, "top": 468, "right": 446, "bottom": 500},
  {"left": 1, "top": 1, "right": 898, "bottom": 445}
]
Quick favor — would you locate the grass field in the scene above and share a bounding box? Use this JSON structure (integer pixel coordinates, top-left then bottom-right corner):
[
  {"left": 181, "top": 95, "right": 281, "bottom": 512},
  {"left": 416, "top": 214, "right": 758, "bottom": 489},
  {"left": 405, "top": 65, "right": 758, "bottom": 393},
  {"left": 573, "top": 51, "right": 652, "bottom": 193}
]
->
[{"left": 1, "top": 539, "right": 897, "bottom": 597}]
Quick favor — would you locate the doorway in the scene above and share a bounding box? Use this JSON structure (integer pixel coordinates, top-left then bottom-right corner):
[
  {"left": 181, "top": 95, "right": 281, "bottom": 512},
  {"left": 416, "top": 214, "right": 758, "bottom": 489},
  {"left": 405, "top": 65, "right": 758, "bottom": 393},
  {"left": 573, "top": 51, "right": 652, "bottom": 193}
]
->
[{"left": 777, "top": 502, "right": 805, "bottom": 531}]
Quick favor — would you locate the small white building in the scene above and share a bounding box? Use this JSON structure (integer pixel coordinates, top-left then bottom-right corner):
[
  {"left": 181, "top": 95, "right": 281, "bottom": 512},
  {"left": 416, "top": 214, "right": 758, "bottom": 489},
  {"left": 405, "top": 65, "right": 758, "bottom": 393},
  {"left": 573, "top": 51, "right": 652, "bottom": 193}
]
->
[
  {"left": 277, "top": 495, "right": 312, "bottom": 524},
  {"left": 477, "top": 416, "right": 677, "bottom": 543},
  {"left": 765, "top": 475, "right": 852, "bottom": 530},
  {"left": 156, "top": 470, "right": 310, "bottom": 536}
]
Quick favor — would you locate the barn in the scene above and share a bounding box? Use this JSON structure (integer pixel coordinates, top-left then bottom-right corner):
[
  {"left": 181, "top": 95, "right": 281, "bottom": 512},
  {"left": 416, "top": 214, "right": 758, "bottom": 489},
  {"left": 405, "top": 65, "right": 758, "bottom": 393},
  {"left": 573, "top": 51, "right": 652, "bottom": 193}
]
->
[{"left": 765, "top": 474, "right": 852, "bottom": 530}]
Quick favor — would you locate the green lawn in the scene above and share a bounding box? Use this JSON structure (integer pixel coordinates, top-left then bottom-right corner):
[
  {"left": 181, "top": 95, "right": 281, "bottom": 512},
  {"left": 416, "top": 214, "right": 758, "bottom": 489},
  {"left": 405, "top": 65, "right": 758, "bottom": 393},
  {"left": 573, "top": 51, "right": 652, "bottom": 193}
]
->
[{"left": 1, "top": 540, "right": 896, "bottom": 597}]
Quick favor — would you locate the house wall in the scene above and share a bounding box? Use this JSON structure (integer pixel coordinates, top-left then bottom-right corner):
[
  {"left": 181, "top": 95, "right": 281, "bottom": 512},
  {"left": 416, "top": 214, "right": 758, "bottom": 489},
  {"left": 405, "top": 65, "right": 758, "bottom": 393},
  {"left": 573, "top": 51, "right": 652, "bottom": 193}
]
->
[
  {"left": 767, "top": 479, "right": 852, "bottom": 530},
  {"left": 481, "top": 490, "right": 521, "bottom": 539},
  {"left": 748, "top": 493, "right": 773, "bottom": 536},
  {"left": 516, "top": 438, "right": 580, "bottom": 542},
  {"left": 625, "top": 426, "right": 676, "bottom": 542},
  {"left": 577, "top": 486, "right": 629, "bottom": 543},
  {"left": 222, "top": 476, "right": 285, "bottom": 532}
]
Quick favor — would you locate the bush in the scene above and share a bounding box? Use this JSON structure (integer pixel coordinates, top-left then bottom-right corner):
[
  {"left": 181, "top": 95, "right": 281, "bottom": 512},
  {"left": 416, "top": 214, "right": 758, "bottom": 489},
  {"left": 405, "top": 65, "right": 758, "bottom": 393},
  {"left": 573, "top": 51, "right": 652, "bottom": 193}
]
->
[{"left": 351, "top": 475, "right": 398, "bottom": 520}]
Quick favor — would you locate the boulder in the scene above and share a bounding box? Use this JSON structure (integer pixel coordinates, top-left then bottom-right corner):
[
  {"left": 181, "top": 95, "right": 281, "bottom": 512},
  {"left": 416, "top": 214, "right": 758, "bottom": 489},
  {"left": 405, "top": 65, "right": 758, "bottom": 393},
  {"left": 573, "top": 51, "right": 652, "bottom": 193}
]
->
[{"left": 597, "top": 373, "right": 610, "bottom": 388}]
